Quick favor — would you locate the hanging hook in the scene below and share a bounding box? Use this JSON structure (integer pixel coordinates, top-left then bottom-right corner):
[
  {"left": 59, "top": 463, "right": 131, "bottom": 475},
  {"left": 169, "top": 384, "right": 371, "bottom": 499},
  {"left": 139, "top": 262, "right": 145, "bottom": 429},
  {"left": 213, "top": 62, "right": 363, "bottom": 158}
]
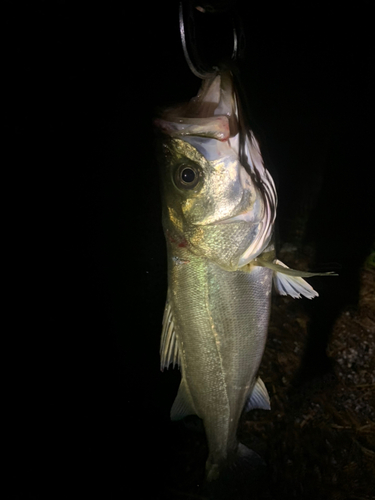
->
[{"left": 179, "top": 1, "right": 243, "bottom": 79}]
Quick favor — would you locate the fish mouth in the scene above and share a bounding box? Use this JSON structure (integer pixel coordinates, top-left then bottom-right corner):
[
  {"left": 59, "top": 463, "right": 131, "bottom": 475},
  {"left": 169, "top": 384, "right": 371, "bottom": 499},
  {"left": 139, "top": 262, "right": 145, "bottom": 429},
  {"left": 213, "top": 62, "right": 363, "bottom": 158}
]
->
[
  {"left": 154, "top": 115, "right": 231, "bottom": 142},
  {"left": 156, "top": 73, "right": 238, "bottom": 141},
  {"left": 193, "top": 190, "right": 262, "bottom": 227},
  {"left": 194, "top": 205, "right": 261, "bottom": 227}
]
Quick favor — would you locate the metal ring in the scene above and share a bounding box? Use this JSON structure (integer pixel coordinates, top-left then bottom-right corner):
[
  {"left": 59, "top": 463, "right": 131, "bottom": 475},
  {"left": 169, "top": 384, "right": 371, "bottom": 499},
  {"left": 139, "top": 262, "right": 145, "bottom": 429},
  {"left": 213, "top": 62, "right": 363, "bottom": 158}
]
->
[{"left": 179, "top": 1, "right": 240, "bottom": 79}]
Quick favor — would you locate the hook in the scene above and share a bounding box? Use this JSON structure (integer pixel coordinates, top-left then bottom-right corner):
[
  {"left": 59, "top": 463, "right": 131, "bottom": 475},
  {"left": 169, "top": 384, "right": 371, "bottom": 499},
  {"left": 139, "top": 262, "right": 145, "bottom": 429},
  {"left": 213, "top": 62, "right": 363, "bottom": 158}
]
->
[{"left": 179, "top": 1, "right": 242, "bottom": 79}]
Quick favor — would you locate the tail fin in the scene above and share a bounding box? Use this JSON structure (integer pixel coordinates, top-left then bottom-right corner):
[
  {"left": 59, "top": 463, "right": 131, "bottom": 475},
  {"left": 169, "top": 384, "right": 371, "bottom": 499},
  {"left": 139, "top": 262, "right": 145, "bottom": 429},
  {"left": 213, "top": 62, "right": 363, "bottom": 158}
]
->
[{"left": 206, "top": 443, "right": 267, "bottom": 499}]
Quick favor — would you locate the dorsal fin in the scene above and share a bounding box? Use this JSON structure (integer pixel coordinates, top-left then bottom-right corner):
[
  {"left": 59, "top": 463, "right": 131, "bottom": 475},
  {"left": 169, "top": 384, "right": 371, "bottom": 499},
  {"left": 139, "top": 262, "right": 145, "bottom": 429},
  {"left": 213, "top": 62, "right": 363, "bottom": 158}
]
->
[{"left": 160, "top": 293, "right": 181, "bottom": 371}]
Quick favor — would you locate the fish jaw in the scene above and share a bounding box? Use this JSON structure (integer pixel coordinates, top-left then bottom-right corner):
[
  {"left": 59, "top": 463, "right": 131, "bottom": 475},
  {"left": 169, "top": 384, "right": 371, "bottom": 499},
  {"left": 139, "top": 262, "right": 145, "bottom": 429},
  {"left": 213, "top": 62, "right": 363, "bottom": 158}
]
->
[{"left": 154, "top": 115, "right": 231, "bottom": 142}]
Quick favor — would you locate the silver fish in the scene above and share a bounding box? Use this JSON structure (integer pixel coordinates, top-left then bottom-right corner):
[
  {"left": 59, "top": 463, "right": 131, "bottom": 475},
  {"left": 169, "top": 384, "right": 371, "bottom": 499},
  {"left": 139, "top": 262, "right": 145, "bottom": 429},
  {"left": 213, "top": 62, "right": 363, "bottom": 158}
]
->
[{"left": 156, "top": 70, "right": 323, "bottom": 481}]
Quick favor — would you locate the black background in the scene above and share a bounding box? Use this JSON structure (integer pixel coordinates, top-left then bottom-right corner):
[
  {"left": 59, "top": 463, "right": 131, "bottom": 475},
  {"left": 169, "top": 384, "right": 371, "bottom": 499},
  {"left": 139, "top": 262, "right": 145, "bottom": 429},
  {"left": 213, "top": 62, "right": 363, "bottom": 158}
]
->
[{"left": 5, "top": 1, "right": 374, "bottom": 498}]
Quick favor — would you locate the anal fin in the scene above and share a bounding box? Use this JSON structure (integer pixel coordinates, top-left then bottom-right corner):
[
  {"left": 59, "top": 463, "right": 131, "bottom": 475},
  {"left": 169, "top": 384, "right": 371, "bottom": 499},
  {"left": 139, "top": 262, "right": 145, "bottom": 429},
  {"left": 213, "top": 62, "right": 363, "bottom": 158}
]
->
[
  {"left": 245, "top": 377, "right": 270, "bottom": 412},
  {"left": 171, "top": 379, "right": 196, "bottom": 421}
]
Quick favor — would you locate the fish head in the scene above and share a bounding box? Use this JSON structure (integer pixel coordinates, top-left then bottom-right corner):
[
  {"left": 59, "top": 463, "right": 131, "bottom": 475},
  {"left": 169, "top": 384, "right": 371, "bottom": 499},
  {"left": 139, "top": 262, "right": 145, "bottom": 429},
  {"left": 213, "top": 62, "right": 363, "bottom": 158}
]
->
[{"left": 155, "top": 72, "right": 276, "bottom": 271}]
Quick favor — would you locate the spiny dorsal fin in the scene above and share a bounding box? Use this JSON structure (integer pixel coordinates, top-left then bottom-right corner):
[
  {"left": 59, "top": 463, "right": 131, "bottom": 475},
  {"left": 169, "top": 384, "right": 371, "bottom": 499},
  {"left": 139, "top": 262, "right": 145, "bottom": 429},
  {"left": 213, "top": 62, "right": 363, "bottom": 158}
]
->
[
  {"left": 245, "top": 377, "right": 271, "bottom": 411},
  {"left": 160, "top": 293, "right": 180, "bottom": 371}
]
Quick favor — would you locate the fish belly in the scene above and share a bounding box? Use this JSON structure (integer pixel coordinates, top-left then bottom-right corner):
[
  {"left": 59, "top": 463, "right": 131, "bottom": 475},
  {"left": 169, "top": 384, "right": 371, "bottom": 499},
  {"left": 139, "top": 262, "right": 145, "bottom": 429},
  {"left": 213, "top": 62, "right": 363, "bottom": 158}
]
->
[{"left": 169, "top": 250, "right": 272, "bottom": 469}]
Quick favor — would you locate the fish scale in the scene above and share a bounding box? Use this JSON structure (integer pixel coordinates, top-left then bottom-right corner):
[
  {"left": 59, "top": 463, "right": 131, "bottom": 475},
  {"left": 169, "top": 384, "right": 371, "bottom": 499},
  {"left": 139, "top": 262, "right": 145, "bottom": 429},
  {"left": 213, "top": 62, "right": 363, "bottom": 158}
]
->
[
  {"left": 156, "top": 71, "right": 276, "bottom": 479},
  {"left": 156, "top": 70, "right": 329, "bottom": 481},
  {"left": 166, "top": 238, "right": 273, "bottom": 479}
]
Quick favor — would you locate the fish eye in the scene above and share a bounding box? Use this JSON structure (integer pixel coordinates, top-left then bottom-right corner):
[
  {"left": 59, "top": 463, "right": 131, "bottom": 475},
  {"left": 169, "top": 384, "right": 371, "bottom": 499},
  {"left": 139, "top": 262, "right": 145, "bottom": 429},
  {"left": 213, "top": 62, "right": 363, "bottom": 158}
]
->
[
  {"left": 174, "top": 163, "right": 201, "bottom": 190},
  {"left": 181, "top": 168, "right": 195, "bottom": 183}
]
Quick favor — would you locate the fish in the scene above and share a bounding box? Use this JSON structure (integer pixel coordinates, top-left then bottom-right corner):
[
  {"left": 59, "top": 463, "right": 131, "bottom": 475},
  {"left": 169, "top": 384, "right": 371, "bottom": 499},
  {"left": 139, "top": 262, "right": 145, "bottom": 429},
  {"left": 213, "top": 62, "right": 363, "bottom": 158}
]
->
[{"left": 155, "top": 70, "right": 333, "bottom": 481}]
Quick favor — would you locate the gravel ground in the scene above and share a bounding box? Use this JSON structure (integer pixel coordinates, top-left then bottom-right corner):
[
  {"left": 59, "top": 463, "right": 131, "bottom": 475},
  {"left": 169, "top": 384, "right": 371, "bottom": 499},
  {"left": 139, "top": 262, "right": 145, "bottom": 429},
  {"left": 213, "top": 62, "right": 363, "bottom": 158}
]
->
[{"left": 242, "top": 254, "right": 375, "bottom": 500}]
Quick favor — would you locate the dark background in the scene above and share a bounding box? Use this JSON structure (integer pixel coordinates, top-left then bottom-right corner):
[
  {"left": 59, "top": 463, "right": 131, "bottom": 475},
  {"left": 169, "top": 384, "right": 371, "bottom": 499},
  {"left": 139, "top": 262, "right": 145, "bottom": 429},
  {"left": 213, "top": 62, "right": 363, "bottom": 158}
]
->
[{"left": 5, "top": 1, "right": 373, "bottom": 498}]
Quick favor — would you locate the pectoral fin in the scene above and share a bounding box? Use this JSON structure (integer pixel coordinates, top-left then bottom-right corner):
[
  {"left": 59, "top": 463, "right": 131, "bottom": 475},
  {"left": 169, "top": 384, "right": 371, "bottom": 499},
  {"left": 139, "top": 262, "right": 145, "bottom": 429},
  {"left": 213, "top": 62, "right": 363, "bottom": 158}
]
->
[
  {"left": 256, "top": 258, "right": 337, "bottom": 300},
  {"left": 245, "top": 377, "right": 271, "bottom": 411},
  {"left": 160, "top": 293, "right": 180, "bottom": 371}
]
